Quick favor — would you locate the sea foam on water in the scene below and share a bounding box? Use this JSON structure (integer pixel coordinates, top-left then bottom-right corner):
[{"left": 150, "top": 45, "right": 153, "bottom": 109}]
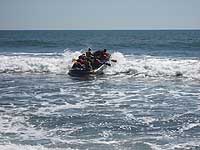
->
[{"left": 0, "top": 51, "right": 199, "bottom": 80}]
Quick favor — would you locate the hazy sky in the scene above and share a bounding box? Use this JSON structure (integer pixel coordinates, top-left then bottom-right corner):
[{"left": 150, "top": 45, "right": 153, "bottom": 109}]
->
[{"left": 0, "top": 0, "right": 200, "bottom": 30}]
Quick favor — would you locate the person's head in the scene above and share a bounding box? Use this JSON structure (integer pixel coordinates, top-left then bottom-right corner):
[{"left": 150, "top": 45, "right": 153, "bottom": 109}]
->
[
  {"left": 103, "top": 49, "right": 107, "bottom": 52},
  {"left": 88, "top": 48, "right": 91, "bottom": 51}
]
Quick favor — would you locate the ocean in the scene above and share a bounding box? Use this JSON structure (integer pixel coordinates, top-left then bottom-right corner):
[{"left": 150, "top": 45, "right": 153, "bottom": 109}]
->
[{"left": 0, "top": 30, "right": 200, "bottom": 150}]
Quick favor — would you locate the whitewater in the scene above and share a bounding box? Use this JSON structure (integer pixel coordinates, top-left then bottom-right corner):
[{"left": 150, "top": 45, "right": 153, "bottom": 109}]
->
[
  {"left": 0, "top": 51, "right": 199, "bottom": 80},
  {"left": 0, "top": 51, "right": 200, "bottom": 150},
  {"left": 0, "top": 30, "right": 200, "bottom": 150}
]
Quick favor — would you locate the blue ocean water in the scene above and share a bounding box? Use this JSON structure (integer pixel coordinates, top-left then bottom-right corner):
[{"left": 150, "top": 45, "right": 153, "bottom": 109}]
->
[
  {"left": 1, "top": 30, "right": 200, "bottom": 57},
  {"left": 0, "top": 30, "right": 200, "bottom": 150}
]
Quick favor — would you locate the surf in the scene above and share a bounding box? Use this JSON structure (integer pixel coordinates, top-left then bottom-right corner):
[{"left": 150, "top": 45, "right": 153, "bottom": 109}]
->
[{"left": 0, "top": 50, "right": 199, "bottom": 80}]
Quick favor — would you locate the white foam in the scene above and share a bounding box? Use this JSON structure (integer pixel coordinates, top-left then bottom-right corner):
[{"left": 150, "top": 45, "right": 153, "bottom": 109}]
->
[
  {"left": 0, "top": 144, "right": 75, "bottom": 150},
  {"left": 34, "top": 102, "right": 85, "bottom": 116},
  {"left": 106, "top": 52, "right": 200, "bottom": 80},
  {"left": 0, "top": 51, "right": 199, "bottom": 80},
  {"left": 0, "top": 51, "right": 78, "bottom": 74},
  {"left": 169, "top": 141, "right": 200, "bottom": 150},
  {"left": 180, "top": 123, "right": 200, "bottom": 132},
  {"left": 0, "top": 113, "right": 49, "bottom": 141}
]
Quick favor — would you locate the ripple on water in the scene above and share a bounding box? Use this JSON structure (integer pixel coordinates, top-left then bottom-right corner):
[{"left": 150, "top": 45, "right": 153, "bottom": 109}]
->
[{"left": 0, "top": 73, "right": 200, "bottom": 149}]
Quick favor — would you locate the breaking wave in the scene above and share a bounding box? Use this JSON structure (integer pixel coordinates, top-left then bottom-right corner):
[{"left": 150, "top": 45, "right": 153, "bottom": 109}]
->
[
  {"left": 0, "top": 50, "right": 81, "bottom": 74},
  {"left": 0, "top": 50, "right": 199, "bottom": 80},
  {"left": 107, "top": 52, "right": 200, "bottom": 80}
]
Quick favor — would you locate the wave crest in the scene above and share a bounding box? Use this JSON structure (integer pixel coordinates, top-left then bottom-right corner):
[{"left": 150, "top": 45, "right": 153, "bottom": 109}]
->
[
  {"left": 0, "top": 51, "right": 199, "bottom": 80},
  {"left": 107, "top": 52, "right": 200, "bottom": 80}
]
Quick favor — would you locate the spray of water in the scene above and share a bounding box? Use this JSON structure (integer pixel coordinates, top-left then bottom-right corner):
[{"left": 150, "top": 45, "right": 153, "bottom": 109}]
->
[{"left": 0, "top": 50, "right": 199, "bottom": 80}]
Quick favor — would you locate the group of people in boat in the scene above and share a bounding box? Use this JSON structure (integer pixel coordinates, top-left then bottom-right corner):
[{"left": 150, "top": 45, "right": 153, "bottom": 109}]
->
[{"left": 72, "top": 48, "right": 111, "bottom": 71}]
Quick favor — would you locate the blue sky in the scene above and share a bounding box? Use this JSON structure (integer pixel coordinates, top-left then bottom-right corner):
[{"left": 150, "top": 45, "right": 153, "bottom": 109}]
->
[{"left": 0, "top": 0, "right": 200, "bottom": 30}]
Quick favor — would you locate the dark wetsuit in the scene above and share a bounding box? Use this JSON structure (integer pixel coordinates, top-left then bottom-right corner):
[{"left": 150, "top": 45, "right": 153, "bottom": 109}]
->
[
  {"left": 92, "top": 58, "right": 102, "bottom": 69},
  {"left": 72, "top": 61, "right": 83, "bottom": 69},
  {"left": 93, "top": 51, "right": 102, "bottom": 59}
]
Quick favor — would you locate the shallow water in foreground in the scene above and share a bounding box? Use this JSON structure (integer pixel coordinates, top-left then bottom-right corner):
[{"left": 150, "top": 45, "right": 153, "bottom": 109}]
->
[{"left": 0, "top": 72, "right": 200, "bottom": 150}]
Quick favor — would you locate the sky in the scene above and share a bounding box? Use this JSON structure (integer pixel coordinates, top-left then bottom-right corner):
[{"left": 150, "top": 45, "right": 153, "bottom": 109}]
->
[{"left": 0, "top": 0, "right": 200, "bottom": 30}]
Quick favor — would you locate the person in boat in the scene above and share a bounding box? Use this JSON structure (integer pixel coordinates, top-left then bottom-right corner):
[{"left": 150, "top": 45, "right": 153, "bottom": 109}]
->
[
  {"left": 84, "top": 58, "right": 93, "bottom": 71},
  {"left": 80, "top": 53, "right": 92, "bottom": 70},
  {"left": 101, "top": 49, "right": 110, "bottom": 62},
  {"left": 79, "top": 53, "right": 86, "bottom": 60},
  {"left": 72, "top": 55, "right": 92, "bottom": 71},
  {"left": 93, "top": 50, "right": 102, "bottom": 59},
  {"left": 93, "top": 49, "right": 110, "bottom": 61},
  {"left": 72, "top": 61, "right": 83, "bottom": 69},
  {"left": 85, "top": 48, "right": 94, "bottom": 63},
  {"left": 86, "top": 48, "right": 93, "bottom": 58},
  {"left": 72, "top": 55, "right": 85, "bottom": 69},
  {"left": 92, "top": 58, "right": 103, "bottom": 69}
]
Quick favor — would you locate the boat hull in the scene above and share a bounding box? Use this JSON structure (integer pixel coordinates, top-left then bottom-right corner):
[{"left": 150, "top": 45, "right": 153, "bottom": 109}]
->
[{"left": 68, "top": 64, "right": 106, "bottom": 77}]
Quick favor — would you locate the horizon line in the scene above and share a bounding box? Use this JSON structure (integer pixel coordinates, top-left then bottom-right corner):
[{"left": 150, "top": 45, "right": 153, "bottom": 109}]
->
[{"left": 0, "top": 28, "right": 200, "bottom": 31}]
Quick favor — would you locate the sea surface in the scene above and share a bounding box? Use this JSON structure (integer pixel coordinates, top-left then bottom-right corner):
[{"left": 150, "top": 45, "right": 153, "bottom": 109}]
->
[{"left": 0, "top": 30, "right": 200, "bottom": 150}]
